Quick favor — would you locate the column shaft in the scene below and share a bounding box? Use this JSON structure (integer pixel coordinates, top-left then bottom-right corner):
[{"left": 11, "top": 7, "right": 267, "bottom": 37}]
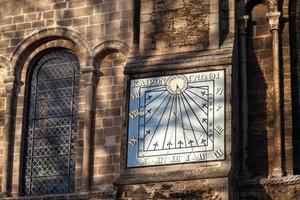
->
[
  {"left": 267, "top": 11, "right": 284, "bottom": 177},
  {"left": 239, "top": 15, "right": 250, "bottom": 178},
  {"left": 81, "top": 69, "right": 96, "bottom": 192},
  {"left": 1, "top": 77, "right": 17, "bottom": 197}
]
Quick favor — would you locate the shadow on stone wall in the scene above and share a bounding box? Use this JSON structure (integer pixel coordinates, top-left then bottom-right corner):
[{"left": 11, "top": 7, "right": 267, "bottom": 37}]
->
[
  {"left": 289, "top": 0, "right": 300, "bottom": 174},
  {"left": 220, "top": 0, "right": 230, "bottom": 46},
  {"left": 246, "top": 2, "right": 270, "bottom": 178}
]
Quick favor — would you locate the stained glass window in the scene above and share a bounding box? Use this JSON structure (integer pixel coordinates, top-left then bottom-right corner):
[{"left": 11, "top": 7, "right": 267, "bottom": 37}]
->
[{"left": 22, "top": 49, "right": 80, "bottom": 196}]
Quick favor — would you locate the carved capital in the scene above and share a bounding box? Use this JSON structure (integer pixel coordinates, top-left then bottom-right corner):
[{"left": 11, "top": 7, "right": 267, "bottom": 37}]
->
[
  {"left": 239, "top": 15, "right": 249, "bottom": 34},
  {"left": 82, "top": 67, "right": 96, "bottom": 86},
  {"left": 264, "top": 0, "right": 278, "bottom": 10},
  {"left": 266, "top": 12, "right": 281, "bottom": 31}
]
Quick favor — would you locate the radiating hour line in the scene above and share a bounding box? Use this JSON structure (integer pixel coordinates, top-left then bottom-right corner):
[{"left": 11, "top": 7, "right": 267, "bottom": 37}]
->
[
  {"left": 179, "top": 93, "right": 199, "bottom": 146},
  {"left": 188, "top": 86, "right": 209, "bottom": 90},
  {"left": 184, "top": 91, "right": 208, "bottom": 115},
  {"left": 174, "top": 94, "right": 178, "bottom": 148},
  {"left": 145, "top": 89, "right": 167, "bottom": 107},
  {"left": 178, "top": 94, "right": 187, "bottom": 147},
  {"left": 162, "top": 95, "right": 175, "bottom": 149},
  {"left": 181, "top": 92, "right": 208, "bottom": 137},
  {"left": 145, "top": 92, "right": 170, "bottom": 125},
  {"left": 146, "top": 94, "right": 173, "bottom": 150},
  {"left": 186, "top": 88, "right": 209, "bottom": 102}
]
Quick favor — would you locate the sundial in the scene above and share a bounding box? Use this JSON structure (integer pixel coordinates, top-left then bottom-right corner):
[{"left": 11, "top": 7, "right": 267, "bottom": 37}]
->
[{"left": 127, "top": 70, "right": 225, "bottom": 167}]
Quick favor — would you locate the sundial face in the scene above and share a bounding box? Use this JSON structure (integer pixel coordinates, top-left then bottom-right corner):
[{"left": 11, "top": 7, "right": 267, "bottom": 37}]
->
[{"left": 127, "top": 70, "right": 225, "bottom": 167}]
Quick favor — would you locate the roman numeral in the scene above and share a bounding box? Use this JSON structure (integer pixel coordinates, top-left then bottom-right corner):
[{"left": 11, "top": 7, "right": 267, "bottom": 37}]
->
[
  {"left": 131, "top": 91, "right": 140, "bottom": 99},
  {"left": 214, "top": 149, "right": 224, "bottom": 159},
  {"left": 198, "top": 153, "right": 205, "bottom": 160},
  {"left": 129, "top": 137, "right": 137, "bottom": 146},
  {"left": 129, "top": 109, "right": 140, "bottom": 119},
  {"left": 216, "top": 87, "right": 224, "bottom": 95},
  {"left": 215, "top": 125, "right": 224, "bottom": 135},
  {"left": 142, "top": 158, "right": 148, "bottom": 165},
  {"left": 216, "top": 105, "right": 223, "bottom": 111}
]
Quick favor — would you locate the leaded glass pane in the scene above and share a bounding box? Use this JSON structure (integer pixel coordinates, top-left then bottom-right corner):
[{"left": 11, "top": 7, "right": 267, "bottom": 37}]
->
[{"left": 22, "top": 49, "right": 79, "bottom": 196}]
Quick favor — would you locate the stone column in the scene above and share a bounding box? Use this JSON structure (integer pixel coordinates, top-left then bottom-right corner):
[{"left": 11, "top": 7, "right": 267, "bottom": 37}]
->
[
  {"left": 1, "top": 76, "right": 18, "bottom": 197},
  {"left": 239, "top": 15, "right": 250, "bottom": 178},
  {"left": 266, "top": 11, "right": 284, "bottom": 177},
  {"left": 81, "top": 67, "right": 96, "bottom": 192}
]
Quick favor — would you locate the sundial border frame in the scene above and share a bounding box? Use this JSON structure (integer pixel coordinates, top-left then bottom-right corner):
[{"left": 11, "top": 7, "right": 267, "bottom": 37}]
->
[{"left": 125, "top": 68, "right": 227, "bottom": 169}]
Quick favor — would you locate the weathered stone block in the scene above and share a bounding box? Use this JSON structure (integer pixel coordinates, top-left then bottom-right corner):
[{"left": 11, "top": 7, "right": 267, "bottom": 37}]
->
[
  {"left": 86, "top": 25, "right": 100, "bottom": 40},
  {"left": 141, "top": 1, "right": 154, "bottom": 14},
  {"left": 32, "top": 20, "right": 45, "bottom": 28},
  {"left": 90, "top": 14, "right": 106, "bottom": 24},
  {"left": 102, "top": 3, "right": 118, "bottom": 13},
  {"left": 43, "top": 11, "right": 54, "bottom": 19},
  {"left": 13, "top": 15, "right": 24, "bottom": 23},
  {"left": 173, "top": 17, "right": 187, "bottom": 29},
  {"left": 105, "top": 136, "right": 116, "bottom": 146},
  {"left": 52, "top": 2, "right": 67, "bottom": 10},
  {"left": 105, "top": 21, "right": 119, "bottom": 35},
  {"left": 73, "top": 17, "right": 89, "bottom": 27},
  {"left": 57, "top": 19, "right": 72, "bottom": 26},
  {"left": 75, "top": 7, "right": 93, "bottom": 17}
]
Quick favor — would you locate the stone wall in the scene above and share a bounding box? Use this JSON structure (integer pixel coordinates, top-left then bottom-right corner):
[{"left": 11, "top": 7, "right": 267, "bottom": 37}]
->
[
  {"left": 0, "top": 0, "right": 234, "bottom": 198},
  {"left": 140, "top": 0, "right": 209, "bottom": 50},
  {"left": 5, "top": 0, "right": 300, "bottom": 199},
  {"left": 0, "top": 0, "right": 132, "bottom": 197},
  {"left": 0, "top": 0, "right": 132, "bottom": 58},
  {"left": 116, "top": 178, "right": 227, "bottom": 200},
  {"left": 92, "top": 52, "right": 126, "bottom": 191}
]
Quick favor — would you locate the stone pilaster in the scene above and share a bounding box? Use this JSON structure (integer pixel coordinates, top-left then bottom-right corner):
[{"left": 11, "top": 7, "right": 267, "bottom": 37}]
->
[
  {"left": 81, "top": 67, "right": 96, "bottom": 192},
  {"left": 266, "top": 11, "right": 284, "bottom": 177},
  {"left": 1, "top": 76, "right": 18, "bottom": 197}
]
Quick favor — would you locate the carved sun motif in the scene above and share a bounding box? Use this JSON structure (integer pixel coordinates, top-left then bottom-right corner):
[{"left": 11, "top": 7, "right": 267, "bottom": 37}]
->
[{"left": 166, "top": 75, "right": 188, "bottom": 94}]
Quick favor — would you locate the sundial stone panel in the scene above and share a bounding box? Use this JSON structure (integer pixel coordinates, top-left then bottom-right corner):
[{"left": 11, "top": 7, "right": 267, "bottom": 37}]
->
[{"left": 127, "top": 70, "right": 225, "bottom": 167}]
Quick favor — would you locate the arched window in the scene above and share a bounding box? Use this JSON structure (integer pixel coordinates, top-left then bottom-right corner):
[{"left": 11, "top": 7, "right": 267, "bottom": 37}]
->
[{"left": 21, "top": 49, "right": 80, "bottom": 196}]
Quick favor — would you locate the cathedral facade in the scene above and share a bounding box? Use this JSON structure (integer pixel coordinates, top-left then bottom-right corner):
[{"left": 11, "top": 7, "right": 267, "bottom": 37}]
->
[{"left": 0, "top": 0, "right": 299, "bottom": 199}]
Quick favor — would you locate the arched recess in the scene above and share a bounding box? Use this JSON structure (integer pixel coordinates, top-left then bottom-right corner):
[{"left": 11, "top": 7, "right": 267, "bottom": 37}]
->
[
  {"left": 245, "top": 1, "right": 273, "bottom": 178},
  {"left": 2, "top": 27, "right": 95, "bottom": 196},
  {"left": 91, "top": 40, "right": 129, "bottom": 189},
  {"left": 10, "top": 27, "right": 92, "bottom": 80},
  {"left": 246, "top": 0, "right": 278, "bottom": 11},
  {"left": 289, "top": 0, "right": 300, "bottom": 174},
  {"left": 93, "top": 40, "right": 130, "bottom": 66}
]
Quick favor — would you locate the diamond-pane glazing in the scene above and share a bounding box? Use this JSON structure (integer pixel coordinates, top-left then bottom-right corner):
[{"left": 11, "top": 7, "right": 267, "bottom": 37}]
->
[{"left": 22, "top": 50, "right": 79, "bottom": 196}]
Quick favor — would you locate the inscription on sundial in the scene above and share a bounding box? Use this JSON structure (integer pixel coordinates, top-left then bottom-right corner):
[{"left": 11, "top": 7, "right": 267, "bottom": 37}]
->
[{"left": 127, "top": 70, "right": 226, "bottom": 167}]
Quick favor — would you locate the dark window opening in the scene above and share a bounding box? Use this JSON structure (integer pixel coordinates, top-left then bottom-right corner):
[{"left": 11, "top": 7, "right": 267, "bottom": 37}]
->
[{"left": 22, "top": 49, "right": 80, "bottom": 196}]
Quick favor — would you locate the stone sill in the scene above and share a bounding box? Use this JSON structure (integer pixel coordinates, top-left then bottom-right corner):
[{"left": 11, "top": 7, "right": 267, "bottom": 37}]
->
[
  {"left": 2, "top": 191, "right": 114, "bottom": 200},
  {"left": 114, "top": 161, "right": 231, "bottom": 186},
  {"left": 241, "top": 175, "right": 300, "bottom": 186}
]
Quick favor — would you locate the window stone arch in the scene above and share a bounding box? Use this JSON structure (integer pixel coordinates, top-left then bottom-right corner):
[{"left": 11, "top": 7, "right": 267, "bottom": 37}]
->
[{"left": 21, "top": 48, "right": 80, "bottom": 196}]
